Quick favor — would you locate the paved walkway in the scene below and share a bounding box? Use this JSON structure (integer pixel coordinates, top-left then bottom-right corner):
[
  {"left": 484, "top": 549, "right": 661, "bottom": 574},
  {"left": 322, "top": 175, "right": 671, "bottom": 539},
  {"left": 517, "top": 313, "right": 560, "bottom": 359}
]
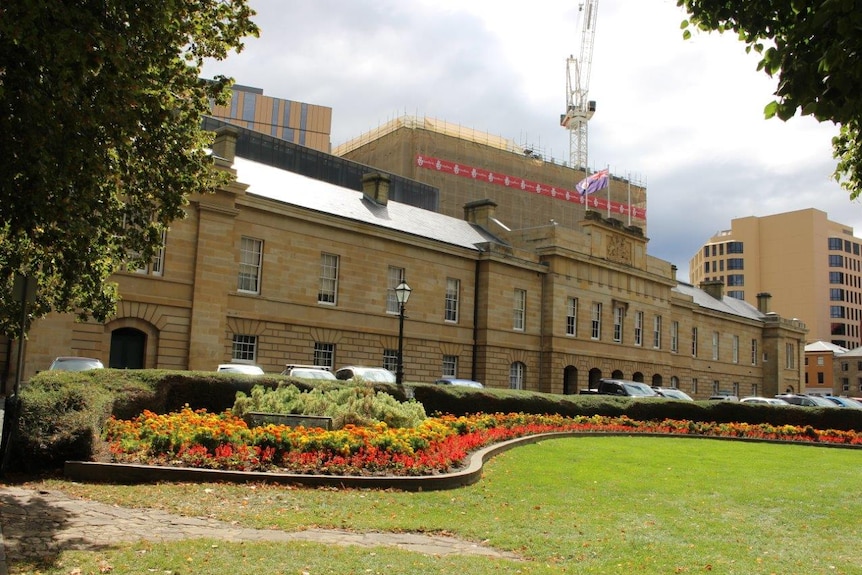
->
[{"left": 0, "top": 485, "right": 522, "bottom": 573}]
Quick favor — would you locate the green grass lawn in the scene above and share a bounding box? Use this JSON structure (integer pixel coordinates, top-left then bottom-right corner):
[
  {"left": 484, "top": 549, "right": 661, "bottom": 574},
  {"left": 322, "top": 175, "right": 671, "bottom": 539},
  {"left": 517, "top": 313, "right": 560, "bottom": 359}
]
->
[{"left": 14, "top": 436, "right": 862, "bottom": 574}]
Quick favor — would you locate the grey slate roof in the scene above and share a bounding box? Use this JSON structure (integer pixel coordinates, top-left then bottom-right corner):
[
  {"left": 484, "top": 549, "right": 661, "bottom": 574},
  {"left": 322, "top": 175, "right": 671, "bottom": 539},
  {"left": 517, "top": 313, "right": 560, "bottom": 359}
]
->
[
  {"left": 233, "top": 156, "right": 504, "bottom": 251},
  {"left": 673, "top": 283, "right": 765, "bottom": 321},
  {"left": 804, "top": 341, "right": 848, "bottom": 354}
]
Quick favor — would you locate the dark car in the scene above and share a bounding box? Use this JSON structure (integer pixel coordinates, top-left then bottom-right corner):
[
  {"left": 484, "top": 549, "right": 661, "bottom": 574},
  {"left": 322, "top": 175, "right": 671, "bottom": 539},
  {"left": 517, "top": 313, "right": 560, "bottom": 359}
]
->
[
  {"left": 435, "top": 378, "right": 484, "bottom": 388},
  {"left": 48, "top": 356, "right": 104, "bottom": 371}
]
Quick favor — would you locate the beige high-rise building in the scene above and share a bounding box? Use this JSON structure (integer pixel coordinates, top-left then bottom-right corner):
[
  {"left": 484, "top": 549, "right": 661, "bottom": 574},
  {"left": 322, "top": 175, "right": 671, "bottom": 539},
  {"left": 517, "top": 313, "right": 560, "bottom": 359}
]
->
[{"left": 690, "top": 208, "right": 862, "bottom": 348}]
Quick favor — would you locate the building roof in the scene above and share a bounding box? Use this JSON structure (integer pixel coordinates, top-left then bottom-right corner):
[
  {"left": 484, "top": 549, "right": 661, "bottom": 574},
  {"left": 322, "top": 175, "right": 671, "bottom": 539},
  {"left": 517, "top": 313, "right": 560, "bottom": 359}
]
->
[
  {"left": 673, "top": 283, "right": 764, "bottom": 321},
  {"left": 804, "top": 340, "right": 849, "bottom": 354},
  {"left": 838, "top": 345, "right": 862, "bottom": 357},
  {"left": 233, "top": 156, "right": 505, "bottom": 251}
]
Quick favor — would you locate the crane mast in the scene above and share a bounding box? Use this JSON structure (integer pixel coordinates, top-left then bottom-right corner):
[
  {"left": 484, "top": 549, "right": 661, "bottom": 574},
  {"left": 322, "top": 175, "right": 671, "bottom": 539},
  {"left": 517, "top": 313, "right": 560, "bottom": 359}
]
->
[{"left": 560, "top": 0, "right": 599, "bottom": 171}]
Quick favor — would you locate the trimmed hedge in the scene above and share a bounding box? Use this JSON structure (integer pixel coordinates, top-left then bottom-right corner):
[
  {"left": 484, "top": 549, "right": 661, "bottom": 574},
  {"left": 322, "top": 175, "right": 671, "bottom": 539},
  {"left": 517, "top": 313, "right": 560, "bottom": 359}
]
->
[{"left": 5, "top": 369, "right": 862, "bottom": 473}]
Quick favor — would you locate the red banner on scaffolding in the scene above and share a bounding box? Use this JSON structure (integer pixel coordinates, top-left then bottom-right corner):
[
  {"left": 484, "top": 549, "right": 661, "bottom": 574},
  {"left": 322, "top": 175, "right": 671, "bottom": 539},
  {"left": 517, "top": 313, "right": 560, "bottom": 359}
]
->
[{"left": 414, "top": 154, "right": 646, "bottom": 220}]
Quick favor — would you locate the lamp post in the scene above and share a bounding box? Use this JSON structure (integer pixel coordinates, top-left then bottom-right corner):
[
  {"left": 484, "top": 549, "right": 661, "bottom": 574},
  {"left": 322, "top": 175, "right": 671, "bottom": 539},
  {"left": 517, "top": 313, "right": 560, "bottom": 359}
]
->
[{"left": 394, "top": 281, "right": 412, "bottom": 385}]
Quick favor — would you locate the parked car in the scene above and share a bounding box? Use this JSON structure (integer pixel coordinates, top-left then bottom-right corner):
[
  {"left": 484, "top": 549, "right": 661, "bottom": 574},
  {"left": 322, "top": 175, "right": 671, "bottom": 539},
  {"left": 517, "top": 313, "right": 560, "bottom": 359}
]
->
[
  {"left": 580, "top": 379, "right": 660, "bottom": 397},
  {"left": 774, "top": 394, "right": 836, "bottom": 407},
  {"left": 652, "top": 387, "right": 693, "bottom": 401},
  {"left": 282, "top": 364, "right": 337, "bottom": 380},
  {"left": 48, "top": 356, "right": 104, "bottom": 371},
  {"left": 216, "top": 363, "right": 264, "bottom": 375},
  {"left": 335, "top": 366, "right": 396, "bottom": 383},
  {"left": 435, "top": 377, "right": 484, "bottom": 388},
  {"left": 740, "top": 396, "right": 790, "bottom": 406},
  {"left": 819, "top": 396, "right": 862, "bottom": 409},
  {"left": 708, "top": 394, "right": 739, "bottom": 402}
]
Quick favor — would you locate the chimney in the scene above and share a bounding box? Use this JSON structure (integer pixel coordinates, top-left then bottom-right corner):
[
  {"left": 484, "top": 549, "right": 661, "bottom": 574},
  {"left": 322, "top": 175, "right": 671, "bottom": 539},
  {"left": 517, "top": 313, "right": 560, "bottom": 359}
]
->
[
  {"left": 700, "top": 279, "right": 724, "bottom": 301},
  {"left": 362, "top": 172, "right": 391, "bottom": 205},
  {"left": 464, "top": 199, "right": 498, "bottom": 228},
  {"left": 756, "top": 292, "right": 772, "bottom": 314},
  {"left": 211, "top": 125, "right": 238, "bottom": 163}
]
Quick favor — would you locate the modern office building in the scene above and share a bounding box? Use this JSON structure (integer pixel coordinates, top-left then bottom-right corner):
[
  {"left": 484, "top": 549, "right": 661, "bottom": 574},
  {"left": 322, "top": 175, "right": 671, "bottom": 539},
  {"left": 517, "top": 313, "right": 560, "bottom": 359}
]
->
[
  {"left": 689, "top": 208, "right": 862, "bottom": 349},
  {"left": 208, "top": 84, "right": 333, "bottom": 153},
  {"left": 0, "top": 127, "right": 806, "bottom": 399}
]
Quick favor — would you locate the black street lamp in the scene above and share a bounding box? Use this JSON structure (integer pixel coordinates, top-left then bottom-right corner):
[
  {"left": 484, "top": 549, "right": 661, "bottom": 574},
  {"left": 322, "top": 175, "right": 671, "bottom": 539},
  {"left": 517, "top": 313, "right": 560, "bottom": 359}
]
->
[{"left": 394, "top": 281, "right": 412, "bottom": 385}]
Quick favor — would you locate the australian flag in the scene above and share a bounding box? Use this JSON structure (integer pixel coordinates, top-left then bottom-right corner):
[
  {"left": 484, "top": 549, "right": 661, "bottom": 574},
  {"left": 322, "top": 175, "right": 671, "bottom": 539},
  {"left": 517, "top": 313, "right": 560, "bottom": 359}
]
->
[{"left": 575, "top": 169, "right": 609, "bottom": 196}]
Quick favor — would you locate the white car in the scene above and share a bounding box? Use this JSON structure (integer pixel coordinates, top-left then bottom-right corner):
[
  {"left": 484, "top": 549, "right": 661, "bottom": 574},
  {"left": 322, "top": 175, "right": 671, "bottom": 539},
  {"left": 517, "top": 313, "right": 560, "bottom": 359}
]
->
[
  {"left": 335, "top": 366, "right": 396, "bottom": 383},
  {"left": 740, "top": 396, "right": 790, "bottom": 406},
  {"left": 217, "top": 363, "right": 264, "bottom": 375},
  {"left": 282, "top": 364, "right": 337, "bottom": 380},
  {"left": 48, "top": 356, "right": 104, "bottom": 371}
]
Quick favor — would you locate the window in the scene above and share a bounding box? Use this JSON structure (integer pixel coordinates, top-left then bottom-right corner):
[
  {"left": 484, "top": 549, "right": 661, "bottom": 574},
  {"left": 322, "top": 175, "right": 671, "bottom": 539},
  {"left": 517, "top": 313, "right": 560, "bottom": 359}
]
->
[
  {"left": 634, "top": 311, "right": 643, "bottom": 346},
  {"left": 442, "top": 355, "right": 458, "bottom": 377},
  {"left": 712, "top": 380, "right": 720, "bottom": 394},
  {"left": 231, "top": 334, "right": 257, "bottom": 362},
  {"left": 692, "top": 327, "right": 698, "bottom": 357},
  {"left": 591, "top": 302, "right": 602, "bottom": 340},
  {"left": 817, "top": 356, "right": 825, "bottom": 366},
  {"left": 785, "top": 343, "right": 795, "bottom": 369},
  {"left": 238, "top": 237, "right": 263, "bottom": 293},
  {"left": 727, "top": 290, "right": 744, "bottom": 300},
  {"left": 445, "top": 278, "right": 460, "bottom": 322},
  {"left": 691, "top": 378, "right": 698, "bottom": 394},
  {"left": 613, "top": 306, "right": 624, "bottom": 343},
  {"left": 732, "top": 335, "right": 739, "bottom": 363},
  {"left": 750, "top": 384, "right": 758, "bottom": 396},
  {"left": 726, "top": 274, "right": 744, "bottom": 286},
  {"left": 513, "top": 289, "right": 526, "bottom": 331},
  {"left": 318, "top": 253, "right": 339, "bottom": 304},
  {"left": 383, "top": 349, "right": 398, "bottom": 373},
  {"left": 829, "top": 254, "right": 843, "bottom": 267},
  {"left": 653, "top": 316, "right": 662, "bottom": 349},
  {"left": 842, "top": 362, "right": 849, "bottom": 371},
  {"left": 842, "top": 378, "right": 849, "bottom": 391},
  {"left": 829, "top": 271, "right": 844, "bottom": 284},
  {"left": 828, "top": 237, "right": 843, "bottom": 250},
  {"left": 670, "top": 321, "right": 679, "bottom": 353},
  {"left": 566, "top": 297, "right": 578, "bottom": 336},
  {"left": 727, "top": 241, "right": 743, "bottom": 254},
  {"left": 817, "top": 372, "right": 825, "bottom": 384},
  {"left": 727, "top": 258, "right": 744, "bottom": 270},
  {"left": 712, "top": 332, "right": 719, "bottom": 360},
  {"left": 732, "top": 382, "right": 740, "bottom": 397},
  {"left": 751, "top": 339, "right": 758, "bottom": 365},
  {"left": 831, "top": 305, "right": 846, "bottom": 318},
  {"left": 830, "top": 288, "right": 844, "bottom": 301},
  {"left": 509, "top": 361, "right": 525, "bottom": 390},
  {"left": 313, "top": 342, "right": 335, "bottom": 368},
  {"left": 386, "top": 266, "right": 406, "bottom": 313},
  {"left": 150, "top": 231, "right": 167, "bottom": 276}
]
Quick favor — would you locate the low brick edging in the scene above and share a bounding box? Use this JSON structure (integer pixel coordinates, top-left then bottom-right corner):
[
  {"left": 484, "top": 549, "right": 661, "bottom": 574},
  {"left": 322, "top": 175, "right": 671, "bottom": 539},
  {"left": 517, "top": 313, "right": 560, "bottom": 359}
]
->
[{"left": 64, "top": 431, "right": 861, "bottom": 491}]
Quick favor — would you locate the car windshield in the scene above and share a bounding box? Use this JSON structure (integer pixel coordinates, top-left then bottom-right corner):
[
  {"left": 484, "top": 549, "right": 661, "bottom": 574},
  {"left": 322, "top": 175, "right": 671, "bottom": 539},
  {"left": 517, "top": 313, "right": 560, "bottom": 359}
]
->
[
  {"left": 624, "top": 383, "right": 656, "bottom": 396},
  {"left": 50, "top": 358, "right": 103, "bottom": 371},
  {"left": 292, "top": 369, "right": 335, "bottom": 380}
]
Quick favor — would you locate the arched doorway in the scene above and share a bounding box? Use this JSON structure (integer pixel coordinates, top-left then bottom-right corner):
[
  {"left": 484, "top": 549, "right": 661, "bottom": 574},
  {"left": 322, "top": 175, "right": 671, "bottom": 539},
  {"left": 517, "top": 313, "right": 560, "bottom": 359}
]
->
[
  {"left": 110, "top": 327, "right": 146, "bottom": 369},
  {"left": 563, "top": 365, "right": 578, "bottom": 394},
  {"left": 611, "top": 369, "right": 624, "bottom": 379},
  {"left": 632, "top": 371, "right": 644, "bottom": 382},
  {"left": 588, "top": 367, "right": 602, "bottom": 389},
  {"left": 652, "top": 373, "right": 663, "bottom": 386}
]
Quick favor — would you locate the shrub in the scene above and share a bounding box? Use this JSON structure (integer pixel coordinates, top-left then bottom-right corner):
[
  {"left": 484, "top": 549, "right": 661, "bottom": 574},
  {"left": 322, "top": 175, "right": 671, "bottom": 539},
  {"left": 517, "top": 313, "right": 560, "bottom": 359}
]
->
[{"left": 233, "top": 383, "right": 427, "bottom": 429}]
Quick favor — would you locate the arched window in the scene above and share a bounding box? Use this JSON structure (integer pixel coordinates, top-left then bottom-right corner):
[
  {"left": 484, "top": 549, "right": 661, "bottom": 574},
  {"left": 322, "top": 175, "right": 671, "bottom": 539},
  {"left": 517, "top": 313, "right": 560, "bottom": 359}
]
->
[
  {"left": 509, "top": 362, "right": 525, "bottom": 390},
  {"left": 563, "top": 365, "right": 578, "bottom": 394}
]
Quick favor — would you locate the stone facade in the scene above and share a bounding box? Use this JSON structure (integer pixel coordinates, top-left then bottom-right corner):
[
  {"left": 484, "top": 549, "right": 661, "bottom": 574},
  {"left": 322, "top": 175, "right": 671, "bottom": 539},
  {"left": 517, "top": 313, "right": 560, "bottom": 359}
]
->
[{"left": 1, "top": 128, "right": 806, "bottom": 399}]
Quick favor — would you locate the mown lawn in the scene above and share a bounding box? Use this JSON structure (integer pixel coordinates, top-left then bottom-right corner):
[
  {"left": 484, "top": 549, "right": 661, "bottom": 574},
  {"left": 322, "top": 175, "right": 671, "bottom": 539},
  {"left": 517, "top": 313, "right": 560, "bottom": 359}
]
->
[{"left": 13, "top": 435, "right": 862, "bottom": 574}]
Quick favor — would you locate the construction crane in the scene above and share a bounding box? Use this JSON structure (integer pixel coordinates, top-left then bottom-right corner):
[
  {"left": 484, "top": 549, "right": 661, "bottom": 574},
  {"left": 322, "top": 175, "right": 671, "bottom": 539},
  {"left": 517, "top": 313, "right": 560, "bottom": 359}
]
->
[{"left": 560, "top": 0, "right": 599, "bottom": 171}]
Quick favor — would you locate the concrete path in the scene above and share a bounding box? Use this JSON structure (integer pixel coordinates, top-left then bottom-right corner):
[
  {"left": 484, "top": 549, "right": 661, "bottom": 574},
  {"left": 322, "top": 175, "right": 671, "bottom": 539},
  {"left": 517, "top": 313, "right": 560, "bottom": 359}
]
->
[{"left": 0, "top": 485, "right": 522, "bottom": 573}]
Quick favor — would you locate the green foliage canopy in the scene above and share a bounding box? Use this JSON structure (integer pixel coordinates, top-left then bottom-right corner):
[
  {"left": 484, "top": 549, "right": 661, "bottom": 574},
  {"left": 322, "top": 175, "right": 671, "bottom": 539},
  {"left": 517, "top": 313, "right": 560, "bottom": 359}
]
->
[
  {"left": 677, "top": 0, "right": 862, "bottom": 198},
  {"left": 0, "top": 1, "right": 259, "bottom": 335}
]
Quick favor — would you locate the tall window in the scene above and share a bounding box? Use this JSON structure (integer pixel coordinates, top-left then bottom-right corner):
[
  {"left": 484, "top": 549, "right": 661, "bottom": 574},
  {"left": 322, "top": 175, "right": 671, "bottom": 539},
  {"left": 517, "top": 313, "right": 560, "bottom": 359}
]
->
[
  {"left": 691, "top": 378, "right": 698, "bottom": 394},
  {"left": 509, "top": 361, "right": 525, "bottom": 390},
  {"left": 653, "top": 316, "right": 662, "bottom": 349},
  {"left": 442, "top": 355, "right": 458, "bottom": 377},
  {"left": 670, "top": 321, "right": 679, "bottom": 353},
  {"left": 513, "top": 289, "right": 526, "bottom": 331},
  {"left": 318, "top": 253, "right": 339, "bottom": 304},
  {"left": 732, "top": 335, "right": 739, "bottom": 363},
  {"left": 566, "top": 297, "right": 578, "bottom": 336},
  {"left": 445, "top": 278, "right": 460, "bottom": 322},
  {"left": 232, "top": 334, "right": 257, "bottom": 362},
  {"left": 591, "top": 303, "right": 602, "bottom": 340},
  {"left": 383, "top": 349, "right": 398, "bottom": 373},
  {"left": 238, "top": 237, "right": 263, "bottom": 293},
  {"left": 712, "top": 332, "right": 720, "bottom": 360},
  {"left": 634, "top": 311, "right": 643, "bottom": 346},
  {"left": 151, "top": 231, "right": 167, "bottom": 276},
  {"left": 691, "top": 327, "right": 698, "bottom": 357},
  {"left": 314, "top": 342, "right": 335, "bottom": 368},
  {"left": 785, "top": 343, "right": 796, "bottom": 369},
  {"left": 386, "top": 266, "right": 405, "bottom": 313},
  {"left": 613, "top": 306, "right": 624, "bottom": 343}
]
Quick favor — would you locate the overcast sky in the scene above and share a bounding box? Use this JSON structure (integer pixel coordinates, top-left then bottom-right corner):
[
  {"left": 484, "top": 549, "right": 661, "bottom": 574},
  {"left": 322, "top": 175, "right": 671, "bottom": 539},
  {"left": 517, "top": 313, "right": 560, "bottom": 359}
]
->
[{"left": 203, "top": 0, "right": 859, "bottom": 282}]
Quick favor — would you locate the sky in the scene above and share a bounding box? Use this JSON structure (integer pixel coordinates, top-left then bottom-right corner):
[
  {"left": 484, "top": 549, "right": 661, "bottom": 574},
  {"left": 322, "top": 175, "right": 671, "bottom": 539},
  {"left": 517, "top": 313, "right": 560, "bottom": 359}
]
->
[{"left": 202, "top": 0, "right": 860, "bottom": 282}]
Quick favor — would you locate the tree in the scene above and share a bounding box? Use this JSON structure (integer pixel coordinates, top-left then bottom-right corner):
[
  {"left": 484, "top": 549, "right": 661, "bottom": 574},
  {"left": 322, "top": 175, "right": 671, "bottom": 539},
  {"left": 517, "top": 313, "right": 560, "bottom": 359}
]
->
[
  {"left": 677, "top": 0, "right": 862, "bottom": 199},
  {"left": 0, "top": 1, "right": 259, "bottom": 336}
]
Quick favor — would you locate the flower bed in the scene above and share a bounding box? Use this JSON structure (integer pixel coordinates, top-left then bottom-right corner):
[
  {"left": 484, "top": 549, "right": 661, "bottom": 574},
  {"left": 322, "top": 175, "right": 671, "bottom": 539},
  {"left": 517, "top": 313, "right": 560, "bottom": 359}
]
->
[{"left": 103, "top": 408, "right": 862, "bottom": 476}]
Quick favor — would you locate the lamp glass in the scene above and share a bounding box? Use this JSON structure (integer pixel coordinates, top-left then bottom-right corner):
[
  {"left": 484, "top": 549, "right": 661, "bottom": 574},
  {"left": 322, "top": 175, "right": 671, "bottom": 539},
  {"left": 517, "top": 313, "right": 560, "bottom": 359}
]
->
[{"left": 394, "top": 281, "right": 412, "bottom": 305}]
